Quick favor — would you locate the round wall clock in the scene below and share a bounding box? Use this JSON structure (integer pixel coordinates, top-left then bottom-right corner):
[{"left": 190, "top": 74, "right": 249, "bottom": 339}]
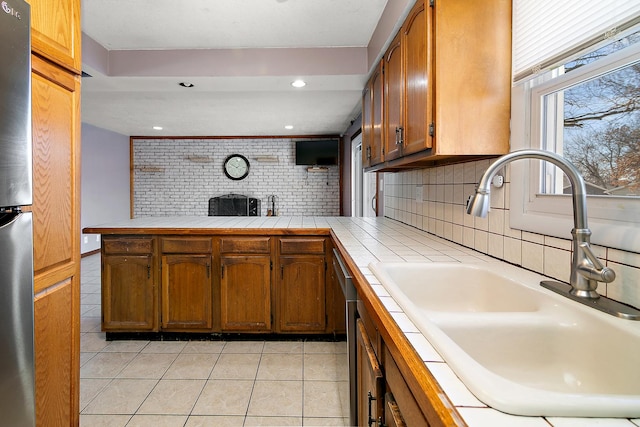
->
[{"left": 223, "top": 154, "right": 250, "bottom": 180}]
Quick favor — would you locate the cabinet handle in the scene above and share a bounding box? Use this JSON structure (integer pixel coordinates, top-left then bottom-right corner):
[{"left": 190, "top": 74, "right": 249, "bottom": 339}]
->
[
  {"left": 367, "top": 391, "right": 377, "bottom": 427},
  {"left": 147, "top": 264, "right": 151, "bottom": 279},
  {"left": 398, "top": 126, "right": 403, "bottom": 146},
  {"left": 281, "top": 265, "right": 284, "bottom": 280},
  {"left": 221, "top": 265, "right": 225, "bottom": 279},
  {"left": 207, "top": 263, "right": 210, "bottom": 278}
]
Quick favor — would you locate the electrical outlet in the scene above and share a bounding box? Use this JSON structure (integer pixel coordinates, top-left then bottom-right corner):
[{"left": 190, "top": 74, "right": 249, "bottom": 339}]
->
[
  {"left": 83, "top": 236, "right": 88, "bottom": 244},
  {"left": 96, "top": 235, "right": 100, "bottom": 242}
]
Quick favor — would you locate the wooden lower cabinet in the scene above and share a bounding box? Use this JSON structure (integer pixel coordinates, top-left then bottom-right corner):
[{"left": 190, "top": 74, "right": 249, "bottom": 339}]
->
[
  {"left": 220, "top": 255, "right": 272, "bottom": 332},
  {"left": 161, "top": 254, "right": 213, "bottom": 330},
  {"left": 102, "top": 237, "right": 157, "bottom": 332},
  {"left": 384, "top": 345, "right": 428, "bottom": 426},
  {"left": 357, "top": 318, "right": 384, "bottom": 427},
  {"left": 278, "top": 255, "right": 326, "bottom": 332},
  {"left": 99, "top": 234, "right": 343, "bottom": 336},
  {"left": 34, "top": 278, "right": 76, "bottom": 427},
  {"left": 356, "top": 302, "right": 429, "bottom": 427}
]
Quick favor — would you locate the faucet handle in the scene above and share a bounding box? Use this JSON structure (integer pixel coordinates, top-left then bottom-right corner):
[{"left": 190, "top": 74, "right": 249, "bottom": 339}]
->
[{"left": 578, "top": 243, "right": 616, "bottom": 283}]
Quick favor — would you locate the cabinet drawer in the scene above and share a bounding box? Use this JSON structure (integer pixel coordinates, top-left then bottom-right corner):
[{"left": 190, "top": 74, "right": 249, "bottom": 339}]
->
[
  {"left": 161, "top": 237, "right": 212, "bottom": 254},
  {"left": 104, "top": 238, "right": 154, "bottom": 255},
  {"left": 220, "top": 237, "right": 270, "bottom": 254},
  {"left": 279, "top": 238, "right": 325, "bottom": 254}
]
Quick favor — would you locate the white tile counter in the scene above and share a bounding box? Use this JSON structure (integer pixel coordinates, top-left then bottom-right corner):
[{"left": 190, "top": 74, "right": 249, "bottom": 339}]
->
[{"left": 84, "top": 216, "right": 640, "bottom": 427}]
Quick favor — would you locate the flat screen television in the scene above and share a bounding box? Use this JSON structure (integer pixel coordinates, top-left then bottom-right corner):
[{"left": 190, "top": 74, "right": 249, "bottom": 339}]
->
[{"left": 295, "top": 139, "right": 339, "bottom": 165}]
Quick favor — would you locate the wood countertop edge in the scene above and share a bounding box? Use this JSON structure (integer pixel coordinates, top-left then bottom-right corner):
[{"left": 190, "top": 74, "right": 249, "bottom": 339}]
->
[
  {"left": 331, "top": 231, "right": 467, "bottom": 427},
  {"left": 83, "top": 227, "right": 332, "bottom": 236}
]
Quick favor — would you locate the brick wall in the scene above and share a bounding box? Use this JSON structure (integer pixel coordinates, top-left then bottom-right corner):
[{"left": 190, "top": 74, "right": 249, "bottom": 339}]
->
[{"left": 132, "top": 138, "right": 340, "bottom": 217}]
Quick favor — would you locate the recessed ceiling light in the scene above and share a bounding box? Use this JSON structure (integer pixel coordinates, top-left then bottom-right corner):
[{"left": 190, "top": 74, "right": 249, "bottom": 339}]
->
[
  {"left": 152, "top": 126, "right": 163, "bottom": 130},
  {"left": 178, "top": 82, "right": 194, "bottom": 88},
  {"left": 291, "top": 80, "right": 306, "bottom": 88},
  {"left": 284, "top": 125, "right": 294, "bottom": 130}
]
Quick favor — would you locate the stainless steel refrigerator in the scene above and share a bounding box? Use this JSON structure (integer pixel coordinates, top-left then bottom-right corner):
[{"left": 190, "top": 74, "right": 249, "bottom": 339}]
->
[{"left": 0, "top": 0, "right": 36, "bottom": 425}]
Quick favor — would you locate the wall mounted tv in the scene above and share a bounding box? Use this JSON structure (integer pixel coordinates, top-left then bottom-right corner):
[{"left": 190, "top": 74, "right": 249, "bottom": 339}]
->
[{"left": 295, "top": 139, "right": 339, "bottom": 166}]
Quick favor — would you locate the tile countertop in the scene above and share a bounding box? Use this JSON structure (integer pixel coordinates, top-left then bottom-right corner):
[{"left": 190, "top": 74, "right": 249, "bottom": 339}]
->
[{"left": 84, "top": 216, "right": 640, "bottom": 427}]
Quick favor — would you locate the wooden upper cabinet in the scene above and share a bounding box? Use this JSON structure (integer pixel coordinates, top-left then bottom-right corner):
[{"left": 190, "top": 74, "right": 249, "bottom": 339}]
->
[
  {"left": 363, "top": 0, "right": 510, "bottom": 170},
  {"left": 433, "top": 0, "right": 511, "bottom": 156},
  {"left": 27, "top": 0, "right": 81, "bottom": 73},
  {"left": 31, "top": 55, "right": 80, "bottom": 289},
  {"left": 402, "top": 0, "right": 432, "bottom": 156},
  {"left": 370, "top": 61, "right": 385, "bottom": 166},
  {"left": 361, "top": 85, "right": 372, "bottom": 167},
  {"left": 362, "top": 60, "right": 385, "bottom": 167},
  {"left": 384, "top": 32, "right": 404, "bottom": 161}
]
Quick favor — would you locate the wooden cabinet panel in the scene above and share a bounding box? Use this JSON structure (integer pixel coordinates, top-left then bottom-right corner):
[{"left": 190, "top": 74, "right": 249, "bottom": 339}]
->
[
  {"left": 103, "top": 254, "right": 157, "bottom": 331},
  {"left": 384, "top": 32, "right": 404, "bottom": 161},
  {"left": 403, "top": 0, "right": 432, "bottom": 155},
  {"left": 220, "top": 236, "right": 271, "bottom": 254},
  {"left": 220, "top": 255, "right": 271, "bottom": 331},
  {"left": 34, "top": 279, "right": 76, "bottom": 427},
  {"left": 31, "top": 55, "right": 80, "bottom": 286},
  {"left": 357, "top": 318, "right": 384, "bottom": 427},
  {"left": 161, "top": 254, "right": 213, "bottom": 330},
  {"left": 278, "top": 256, "right": 326, "bottom": 332},
  {"left": 161, "top": 237, "right": 212, "bottom": 254},
  {"left": 27, "top": 0, "right": 81, "bottom": 73},
  {"left": 279, "top": 237, "right": 325, "bottom": 254},
  {"left": 104, "top": 237, "right": 154, "bottom": 254}
]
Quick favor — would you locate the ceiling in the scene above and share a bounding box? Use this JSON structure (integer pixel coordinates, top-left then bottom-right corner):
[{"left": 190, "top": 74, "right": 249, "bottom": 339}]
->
[{"left": 80, "top": 0, "right": 413, "bottom": 137}]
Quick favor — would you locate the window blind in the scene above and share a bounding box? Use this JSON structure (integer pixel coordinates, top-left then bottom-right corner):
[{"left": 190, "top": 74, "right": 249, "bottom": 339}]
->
[{"left": 513, "top": 0, "right": 640, "bottom": 81}]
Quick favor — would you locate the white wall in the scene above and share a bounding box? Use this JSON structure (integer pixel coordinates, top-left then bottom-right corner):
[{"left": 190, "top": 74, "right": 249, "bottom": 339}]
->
[
  {"left": 81, "top": 123, "right": 130, "bottom": 254},
  {"left": 132, "top": 138, "right": 340, "bottom": 217},
  {"left": 383, "top": 161, "right": 640, "bottom": 310}
]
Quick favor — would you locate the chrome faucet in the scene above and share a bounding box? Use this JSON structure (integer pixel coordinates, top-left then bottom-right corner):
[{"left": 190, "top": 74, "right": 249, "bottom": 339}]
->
[{"left": 467, "top": 149, "right": 640, "bottom": 320}]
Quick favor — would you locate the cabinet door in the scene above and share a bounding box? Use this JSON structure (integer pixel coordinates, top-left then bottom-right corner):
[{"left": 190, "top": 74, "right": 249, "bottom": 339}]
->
[
  {"left": 403, "top": 0, "right": 433, "bottom": 155},
  {"left": 27, "top": 0, "right": 81, "bottom": 73},
  {"left": 161, "top": 254, "right": 213, "bottom": 330},
  {"left": 362, "top": 84, "right": 372, "bottom": 168},
  {"left": 103, "top": 254, "right": 157, "bottom": 331},
  {"left": 370, "top": 61, "right": 385, "bottom": 165},
  {"left": 357, "top": 319, "right": 384, "bottom": 427},
  {"left": 278, "top": 255, "right": 326, "bottom": 332},
  {"left": 31, "top": 55, "right": 80, "bottom": 290},
  {"left": 34, "top": 278, "right": 75, "bottom": 427},
  {"left": 220, "top": 255, "right": 271, "bottom": 331},
  {"left": 384, "top": 32, "right": 404, "bottom": 161}
]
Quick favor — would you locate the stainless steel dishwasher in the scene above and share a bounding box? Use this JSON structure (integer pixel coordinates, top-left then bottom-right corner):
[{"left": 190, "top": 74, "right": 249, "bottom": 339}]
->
[{"left": 332, "top": 248, "right": 357, "bottom": 427}]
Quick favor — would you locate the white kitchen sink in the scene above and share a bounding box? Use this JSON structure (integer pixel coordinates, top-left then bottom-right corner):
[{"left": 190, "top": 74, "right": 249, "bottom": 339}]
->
[{"left": 369, "top": 262, "right": 640, "bottom": 417}]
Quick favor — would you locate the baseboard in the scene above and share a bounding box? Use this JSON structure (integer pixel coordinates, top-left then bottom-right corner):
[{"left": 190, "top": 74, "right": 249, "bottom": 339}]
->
[{"left": 81, "top": 249, "right": 100, "bottom": 258}]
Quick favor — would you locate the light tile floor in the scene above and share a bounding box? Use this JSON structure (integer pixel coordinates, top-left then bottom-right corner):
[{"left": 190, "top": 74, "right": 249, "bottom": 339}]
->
[{"left": 80, "top": 254, "right": 350, "bottom": 427}]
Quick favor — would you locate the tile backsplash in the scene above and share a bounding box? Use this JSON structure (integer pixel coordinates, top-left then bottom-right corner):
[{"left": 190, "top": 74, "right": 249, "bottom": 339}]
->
[{"left": 383, "top": 159, "right": 640, "bottom": 309}]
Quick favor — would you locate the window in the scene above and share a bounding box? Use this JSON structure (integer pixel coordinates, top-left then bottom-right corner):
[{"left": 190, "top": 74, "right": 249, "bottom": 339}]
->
[{"left": 510, "top": 26, "right": 640, "bottom": 252}]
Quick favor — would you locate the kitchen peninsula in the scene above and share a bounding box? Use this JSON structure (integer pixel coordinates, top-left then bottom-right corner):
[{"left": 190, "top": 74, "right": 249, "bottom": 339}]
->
[{"left": 84, "top": 216, "right": 633, "bottom": 427}]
